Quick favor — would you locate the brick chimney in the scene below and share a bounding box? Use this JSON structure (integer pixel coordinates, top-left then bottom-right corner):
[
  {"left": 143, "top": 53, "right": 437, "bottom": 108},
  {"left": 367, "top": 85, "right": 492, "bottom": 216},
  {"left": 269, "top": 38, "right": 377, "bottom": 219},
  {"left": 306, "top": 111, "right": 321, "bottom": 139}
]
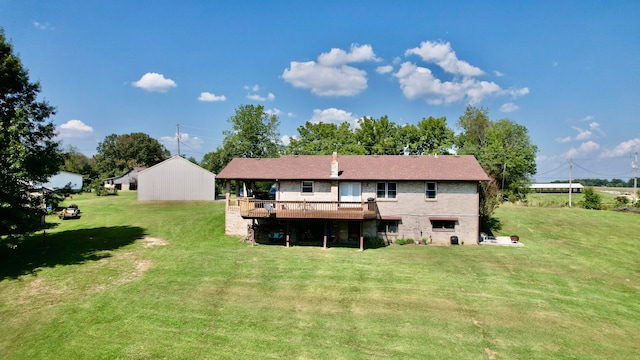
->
[{"left": 330, "top": 151, "right": 339, "bottom": 178}]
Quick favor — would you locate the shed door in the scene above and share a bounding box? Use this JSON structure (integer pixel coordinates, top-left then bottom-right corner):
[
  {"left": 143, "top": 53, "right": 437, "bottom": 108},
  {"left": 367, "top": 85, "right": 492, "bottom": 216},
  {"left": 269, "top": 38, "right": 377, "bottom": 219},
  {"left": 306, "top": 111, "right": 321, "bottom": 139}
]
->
[{"left": 339, "top": 182, "right": 362, "bottom": 203}]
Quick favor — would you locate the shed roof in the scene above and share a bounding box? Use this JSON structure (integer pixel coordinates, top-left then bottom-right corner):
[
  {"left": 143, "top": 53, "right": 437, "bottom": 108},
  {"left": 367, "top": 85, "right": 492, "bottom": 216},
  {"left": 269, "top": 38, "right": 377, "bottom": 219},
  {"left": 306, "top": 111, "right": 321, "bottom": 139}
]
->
[
  {"left": 529, "top": 183, "right": 584, "bottom": 189},
  {"left": 216, "top": 154, "right": 489, "bottom": 181}
]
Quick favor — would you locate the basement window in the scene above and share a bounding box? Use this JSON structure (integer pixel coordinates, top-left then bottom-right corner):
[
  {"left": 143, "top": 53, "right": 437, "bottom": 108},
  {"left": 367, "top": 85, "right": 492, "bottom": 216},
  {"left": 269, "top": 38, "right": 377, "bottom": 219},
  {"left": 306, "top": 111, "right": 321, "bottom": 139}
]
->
[{"left": 377, "top": 220, "right": 398, "bottom": 234}]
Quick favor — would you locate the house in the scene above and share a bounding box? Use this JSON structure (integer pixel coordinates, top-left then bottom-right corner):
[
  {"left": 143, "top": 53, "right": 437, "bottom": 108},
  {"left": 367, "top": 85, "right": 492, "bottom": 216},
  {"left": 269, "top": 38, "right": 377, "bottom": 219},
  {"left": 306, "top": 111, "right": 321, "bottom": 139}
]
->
[
  {"left": 104, "top": 167, "right": 147, "bottom": 191},
  {"left": 137, "top": 156, "right": 216, "bottom": 201},
  {"left": 41, "top": 171, "right": 83, "bottom": 192},
  {"left": 216, "top": 153, "right": 490, "bottom": 249}
]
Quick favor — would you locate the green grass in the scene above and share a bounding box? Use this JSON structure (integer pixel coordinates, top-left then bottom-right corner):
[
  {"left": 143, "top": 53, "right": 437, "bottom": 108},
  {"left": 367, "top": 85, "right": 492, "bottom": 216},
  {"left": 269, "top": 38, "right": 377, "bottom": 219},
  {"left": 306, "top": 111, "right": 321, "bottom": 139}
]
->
[{"left": 1, "top": 192, "right": 638, "bottom": 359}]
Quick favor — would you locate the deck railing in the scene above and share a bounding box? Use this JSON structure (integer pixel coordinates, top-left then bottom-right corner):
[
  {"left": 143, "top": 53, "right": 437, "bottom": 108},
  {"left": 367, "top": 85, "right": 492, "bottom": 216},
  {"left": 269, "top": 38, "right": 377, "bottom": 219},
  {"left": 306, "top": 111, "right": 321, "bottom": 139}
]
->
[{"left": 236, "top": 198, "right": 377, "bottom": 220}]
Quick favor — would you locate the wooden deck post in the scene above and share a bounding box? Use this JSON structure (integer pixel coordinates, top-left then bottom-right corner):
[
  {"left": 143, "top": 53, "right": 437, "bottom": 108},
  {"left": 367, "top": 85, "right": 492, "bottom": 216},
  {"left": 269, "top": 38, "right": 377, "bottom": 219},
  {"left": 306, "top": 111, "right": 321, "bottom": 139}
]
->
[
  {"left": 359, "top": 221, "right": 364, "bottom": 251},
  {"left": 251, "top": 219, "right": 256, "bottom": 246},
  {"left": 285, "top": 221, "right": 290, "bottom": 248},
  {"left": 323, "top": 221, "right": 327, "bottom": 249}
]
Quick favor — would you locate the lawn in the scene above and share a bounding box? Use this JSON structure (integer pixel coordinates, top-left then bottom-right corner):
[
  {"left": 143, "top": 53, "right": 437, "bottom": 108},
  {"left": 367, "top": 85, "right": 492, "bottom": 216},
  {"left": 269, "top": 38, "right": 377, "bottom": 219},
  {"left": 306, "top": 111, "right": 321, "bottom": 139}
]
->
[{"left": 1, "top": 192, "right": 638, "bottom": 359}]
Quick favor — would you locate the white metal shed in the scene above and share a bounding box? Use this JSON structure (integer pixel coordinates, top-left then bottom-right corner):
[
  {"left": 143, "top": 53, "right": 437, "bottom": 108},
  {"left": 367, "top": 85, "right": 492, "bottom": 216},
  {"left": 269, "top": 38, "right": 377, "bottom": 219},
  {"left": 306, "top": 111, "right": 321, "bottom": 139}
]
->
[{"left": 137, "top": 156, "right": 215, "bottom": 201}]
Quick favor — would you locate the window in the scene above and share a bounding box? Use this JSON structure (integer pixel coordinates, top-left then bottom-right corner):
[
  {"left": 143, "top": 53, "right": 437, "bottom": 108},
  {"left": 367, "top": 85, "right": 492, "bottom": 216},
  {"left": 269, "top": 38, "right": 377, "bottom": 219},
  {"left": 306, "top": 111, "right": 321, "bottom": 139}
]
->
[
  {"left": 301, "top": 181, "right": 314, "bottom": 193},
  {"left": 425, "top": 182, "right": 437, "bottom": 199},
  {"left": 377, "top": 182, "right": 397, "bottom": 199},
  {"left": 431, "top": 220, "right": 455, "bottom": 231},
  {"left": 377, "top": 220, "right": 398, "bottom": 233}
]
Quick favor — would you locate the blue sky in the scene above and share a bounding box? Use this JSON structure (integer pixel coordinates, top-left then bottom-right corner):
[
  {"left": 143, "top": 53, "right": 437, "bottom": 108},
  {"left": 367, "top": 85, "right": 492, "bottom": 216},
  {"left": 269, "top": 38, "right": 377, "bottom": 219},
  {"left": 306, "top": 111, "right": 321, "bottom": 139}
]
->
[{"left": 2, "top": 0, "right": 639, "bottom": 182}]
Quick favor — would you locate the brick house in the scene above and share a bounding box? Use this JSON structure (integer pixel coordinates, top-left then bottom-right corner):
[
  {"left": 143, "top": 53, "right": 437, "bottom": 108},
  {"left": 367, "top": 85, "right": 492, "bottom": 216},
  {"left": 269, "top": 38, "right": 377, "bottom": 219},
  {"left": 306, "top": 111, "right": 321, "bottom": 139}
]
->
[{"left": 216, "top": 153, "right": 489, "bottom": 249}]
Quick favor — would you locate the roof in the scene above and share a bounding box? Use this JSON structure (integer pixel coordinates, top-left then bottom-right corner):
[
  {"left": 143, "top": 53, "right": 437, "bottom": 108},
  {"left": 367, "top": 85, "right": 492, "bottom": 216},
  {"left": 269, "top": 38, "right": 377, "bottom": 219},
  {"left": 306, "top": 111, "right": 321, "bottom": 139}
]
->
[
  {"left": 529, "top": 183, "right": 584, "bottom": 189},
  {"left": 138, "top": 155, "right": 215, "bottom": 176},
  {"left": 216, "top": 155, "right": 489, "bottom": 181}
]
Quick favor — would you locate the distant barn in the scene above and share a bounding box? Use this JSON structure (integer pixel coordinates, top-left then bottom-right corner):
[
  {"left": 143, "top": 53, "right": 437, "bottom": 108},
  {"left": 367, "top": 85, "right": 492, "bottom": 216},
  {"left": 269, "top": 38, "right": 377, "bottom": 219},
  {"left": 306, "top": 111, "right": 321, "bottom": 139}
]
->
[
  {"left": 529, "top": 183, "right": 584, "bottom": 193},
  {"left": 137, "top": 156, "right": 216, "bottom": 201}
]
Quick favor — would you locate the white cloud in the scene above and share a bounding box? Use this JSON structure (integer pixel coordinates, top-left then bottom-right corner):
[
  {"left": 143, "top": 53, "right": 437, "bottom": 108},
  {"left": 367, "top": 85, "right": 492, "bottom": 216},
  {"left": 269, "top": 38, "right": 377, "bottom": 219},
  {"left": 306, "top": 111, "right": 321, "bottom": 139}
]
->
[
  {"left": 246, "top": 92, "right": 275, "bottom": 102},
  {"left": 33, "top": 21, "right": 54, "bottom": 30},
  {"left": 600, "top": 138, "right": 640, "bottom": 158},
  {"left": 287, "top": 112, "right": 295, "bottom": 118},
  {"left": 310, "top": 108, "right": 359, "bottom": 127},
  {"left": 282, "top": 44, "right": 380, "bottom": 97},
  {"left": 494, "top": 70, "right": 504, "bottom": 77},
  {"left": 581, "top": 115, "right": 595, "bottom": 122},
  {"left": 395, "top": 41, "right": 529, "bottom": 105},
  {"left": 376, "top": 65, "right": 393, "bottom": 74},
  {"left": 500, "top": 102, "right": 519, "bottom": 113},
  {"left": 198, "top": 92, "right": 226, "bottom": 102},
  {"left": 281, "top": 135, "right": 292, "bottom": 146},
  {"left": 317, "top": 44, "right": 381, "bottom": 66},
  {"left": 563, "top": 141, "right": 600, "bottom": 159},
  {"left": 405, "top": 41, "right": 484, "bottom": 76},
  {"left": 244, "top": 84, "right": 260, "bottom": 92},
  {"left": 394, "top": 62, "right": 513, "bottom": 105},
  {"left": 265, "top": 108, "right": 282, "bottom": 116},
  {"left": 57, "top": 119, "right": 94, "bottom": 138},
  {"left": 132, "top": 72, "right": 177, "bottom": 93},
  {"left": 555, "top": 136, "right": 572, "bottom": 143}
]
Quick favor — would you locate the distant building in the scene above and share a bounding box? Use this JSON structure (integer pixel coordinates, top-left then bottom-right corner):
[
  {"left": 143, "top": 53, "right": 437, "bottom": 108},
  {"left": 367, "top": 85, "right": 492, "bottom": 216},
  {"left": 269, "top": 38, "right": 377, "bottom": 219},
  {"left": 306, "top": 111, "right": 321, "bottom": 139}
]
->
[
  {"left": 42, "top": 171, "right": 83, "bottom": 192},
  {"left": 104, "top": 167, "right": 146, "bottom": 191},
  {"left": 137, "top": 156, "right": 216, "bottom": 201},
  {"left": 529, "top": 183, "right": 584, "bottom": 193}
]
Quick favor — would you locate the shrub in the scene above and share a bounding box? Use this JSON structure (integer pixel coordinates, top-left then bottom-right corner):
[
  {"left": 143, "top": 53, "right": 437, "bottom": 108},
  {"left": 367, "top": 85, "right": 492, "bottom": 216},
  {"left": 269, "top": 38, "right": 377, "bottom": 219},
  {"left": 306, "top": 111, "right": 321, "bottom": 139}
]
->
[
  {"left": 614, "top": 196, "right": 629, "bottom": 208},
  {"left": 580, "top": 187, "right": 602, "bottom": 210}
]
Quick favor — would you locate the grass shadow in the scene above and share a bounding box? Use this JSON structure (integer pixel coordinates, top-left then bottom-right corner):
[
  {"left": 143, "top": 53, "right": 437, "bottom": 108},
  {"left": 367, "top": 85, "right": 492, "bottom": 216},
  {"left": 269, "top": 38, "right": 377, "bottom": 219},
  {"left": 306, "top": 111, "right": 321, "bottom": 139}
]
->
[{"left": 0, "top": 226, "right": 146, "bottom": 281}]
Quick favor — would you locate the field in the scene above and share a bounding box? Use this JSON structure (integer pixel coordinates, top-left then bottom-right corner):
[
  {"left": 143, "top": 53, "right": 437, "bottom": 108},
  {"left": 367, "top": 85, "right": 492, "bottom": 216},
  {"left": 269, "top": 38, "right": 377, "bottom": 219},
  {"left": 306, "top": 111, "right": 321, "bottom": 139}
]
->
[{"left": 1, "top": 192, "right": 638, "bottom": 359}]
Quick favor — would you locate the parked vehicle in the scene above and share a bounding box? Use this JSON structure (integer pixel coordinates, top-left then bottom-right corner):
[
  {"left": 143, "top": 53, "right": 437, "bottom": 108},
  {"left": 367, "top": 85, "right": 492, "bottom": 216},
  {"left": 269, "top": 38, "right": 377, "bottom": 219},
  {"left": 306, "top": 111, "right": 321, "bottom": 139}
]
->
[{"left": 58, "top": 204, "right": 81, "bottom": 219}]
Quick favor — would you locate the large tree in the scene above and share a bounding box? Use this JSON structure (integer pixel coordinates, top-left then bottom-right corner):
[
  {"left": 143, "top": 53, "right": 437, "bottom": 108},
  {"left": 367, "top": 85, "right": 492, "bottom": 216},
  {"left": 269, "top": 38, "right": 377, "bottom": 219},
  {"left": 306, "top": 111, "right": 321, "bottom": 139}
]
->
[
  {"left": 221, "top": 104, "right": 281, "bottom": 159},
  {"left": 354, "top": 116, "right": 403, "bottom": 155},
  {"left": 286, "top": 121, "right": 364, "bottom": 155},
  {"left": 1, "top": 30, "right": 63, "bottom": 236},
  {"left": 401, "top": 116, "right": 455, "bottom": 155},
  {"left": 94, "top": 132, "right": 170, "bottom": 178}
]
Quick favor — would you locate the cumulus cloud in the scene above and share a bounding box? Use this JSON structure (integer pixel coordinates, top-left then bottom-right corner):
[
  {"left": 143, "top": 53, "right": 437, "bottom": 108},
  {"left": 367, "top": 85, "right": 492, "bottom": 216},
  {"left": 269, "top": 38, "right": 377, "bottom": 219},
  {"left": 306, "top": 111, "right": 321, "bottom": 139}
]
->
[
  {"left": 405, "top": 41, "right": 483, "bottom": 76},
  {"left": 247, "top": 92, "right": 275, "bottom": 102},
  {"left": 132, "top": 72, "right": 177, "bottom": 92},
  {"left": 198, "top": 92, "right": 226, "bottom": 102},
  {"left": 500, "top": 102, "right": 519, "bottom": 113},
  {"left": 394, "top": 62, "right": 508, "bottom": 105},
  {"left": 563, "top": 141, "right": 601, "bottom": 159},
  {"left": 396, "top": 41, "right": 529, "bottom": 105},
  {"left": 376, "top": 65, "right": 393, "bottom": 74},
  {"left": 560, "top": 121, "right": 604, "bottom": 143},
  {"left": 282, "top": 44, "right": 380, "bottom": 97},
  {"left": 57, "top": 119, "right": 94, "bottom": 138},
  {"left": 494, "top": 70, "right": 504, "bottom": 77},
  {"left": 281, "top": 135, "right": 293, "bottom": 146},
  {"left": 555, "top": 136, "right": 572, "bottom": 143},
  {"left": 600, "top": 138, "right": 640, "bottom": 158},
  {"left": 309, "top": 108, "right": 359, "bottom": 127},
  {"left": 265, "top": 108, "right": 282, "bottom": 116}
]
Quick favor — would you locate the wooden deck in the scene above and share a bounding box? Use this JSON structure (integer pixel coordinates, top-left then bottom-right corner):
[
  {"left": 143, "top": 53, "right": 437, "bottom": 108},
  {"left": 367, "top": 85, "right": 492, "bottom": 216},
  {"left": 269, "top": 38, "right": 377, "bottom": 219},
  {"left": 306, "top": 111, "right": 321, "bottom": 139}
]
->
[{"left": 238, "top": 199, "right": 377, "bottom": 220}]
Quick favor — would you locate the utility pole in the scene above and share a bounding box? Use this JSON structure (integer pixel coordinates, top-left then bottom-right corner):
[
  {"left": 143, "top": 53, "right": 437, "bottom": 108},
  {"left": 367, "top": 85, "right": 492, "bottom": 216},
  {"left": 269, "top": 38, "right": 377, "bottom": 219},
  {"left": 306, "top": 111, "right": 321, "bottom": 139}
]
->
[
  {"left": 633, "top": 152, "right": 638, "bottom": 204},
  {"left": 569, "top": 157, "right": 573, "bottom": 207},
  {"left": 176, "top": 123, "right": 181, "bottom": 157}
]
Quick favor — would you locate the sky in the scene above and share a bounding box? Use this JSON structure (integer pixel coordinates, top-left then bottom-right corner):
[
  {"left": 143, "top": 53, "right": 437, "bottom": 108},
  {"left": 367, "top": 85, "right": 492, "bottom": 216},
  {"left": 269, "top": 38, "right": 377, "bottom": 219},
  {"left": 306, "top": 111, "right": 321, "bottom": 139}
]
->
[{"left": 1, "top": 0, "right": 639, "bottom": 182}]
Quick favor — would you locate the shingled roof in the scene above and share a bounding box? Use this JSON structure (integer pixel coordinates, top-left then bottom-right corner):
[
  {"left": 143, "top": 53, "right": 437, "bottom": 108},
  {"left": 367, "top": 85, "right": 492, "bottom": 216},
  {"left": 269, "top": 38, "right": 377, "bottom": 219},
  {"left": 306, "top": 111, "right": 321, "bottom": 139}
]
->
[{"left": 216, "top": 154, "right": 489, "bottom": 181}]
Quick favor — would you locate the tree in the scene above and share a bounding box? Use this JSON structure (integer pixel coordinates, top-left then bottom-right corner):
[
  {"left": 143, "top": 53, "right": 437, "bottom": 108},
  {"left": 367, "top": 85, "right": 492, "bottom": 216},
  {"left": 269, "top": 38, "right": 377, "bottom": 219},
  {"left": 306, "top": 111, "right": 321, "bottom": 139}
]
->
[
  {"left": 354, "top": 116, "right": 403, "bottom": 155},
  {"left": 286, "top": 121, "right": 364, "bottom": 155},
  {"left": 580, "top": 187, "right": 602, "bottom": 210},
  {"left": 456, "top": 106, "right": 537, "bottom": 201},
  {"left": 1, "top": 30, "right": 63, "bottom": 236},
  {"left": 401, "top": 116, "right": 455, "bottom": 155},
  {"left": 221, "top": 104, "right": 281, "bottom": 159},
  {"left": 94, "top": 132, "right": 170, "bottom": 178},
  {"left": 482, "top": 119, "right": 538, "bottom": 200}
]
